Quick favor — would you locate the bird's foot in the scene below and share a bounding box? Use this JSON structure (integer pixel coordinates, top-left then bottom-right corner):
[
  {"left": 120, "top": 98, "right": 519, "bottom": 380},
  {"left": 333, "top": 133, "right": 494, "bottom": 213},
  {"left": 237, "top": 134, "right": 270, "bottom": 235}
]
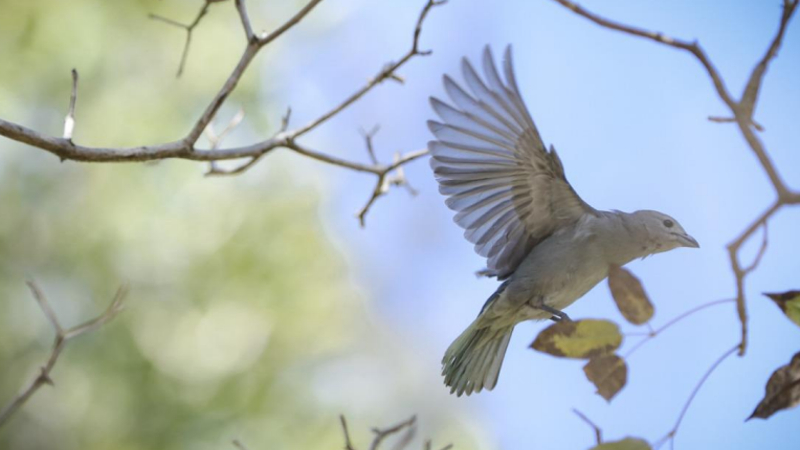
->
[{"left": 540, "top": 305, "right": 572, "bottom": 322}]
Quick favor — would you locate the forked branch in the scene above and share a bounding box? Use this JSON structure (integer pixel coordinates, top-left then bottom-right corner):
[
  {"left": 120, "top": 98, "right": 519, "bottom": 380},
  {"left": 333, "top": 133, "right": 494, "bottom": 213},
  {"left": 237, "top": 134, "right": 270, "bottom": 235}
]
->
[
  {"left": 0, "top": 282, "right": 128, "bottom": 428},
  {"left": 0, "top": 0, "right": 447, "bottom": 225}
]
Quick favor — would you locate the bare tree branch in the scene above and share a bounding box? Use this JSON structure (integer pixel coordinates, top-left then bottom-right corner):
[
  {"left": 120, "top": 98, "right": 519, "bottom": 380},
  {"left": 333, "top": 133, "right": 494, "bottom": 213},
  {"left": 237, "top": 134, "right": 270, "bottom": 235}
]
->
[
  {"left": 0, "top": 282, "right": 128, "bottom": 429},
  {"left": 0, "top": 0, "right": 445, "bottom": 225},
  {"left": 550, "top": 0, "right": 800, "bottom": 355}
]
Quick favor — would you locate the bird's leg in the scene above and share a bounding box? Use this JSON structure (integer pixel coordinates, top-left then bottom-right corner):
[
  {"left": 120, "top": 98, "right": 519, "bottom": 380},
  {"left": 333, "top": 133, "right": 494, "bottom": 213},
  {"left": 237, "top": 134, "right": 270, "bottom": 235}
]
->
[
  {"left": 543, "top": 305, "right": 572, "bottom": 322},
  {"left": 530, "top": 297, "right": 572, "bottom": 322}
]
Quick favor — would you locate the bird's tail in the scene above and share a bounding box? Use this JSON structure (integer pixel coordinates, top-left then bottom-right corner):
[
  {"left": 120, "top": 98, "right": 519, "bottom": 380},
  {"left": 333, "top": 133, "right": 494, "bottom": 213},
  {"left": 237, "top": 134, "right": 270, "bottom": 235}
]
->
[{"left": 442, "top": 320, "right": 514, "bottom": 396}]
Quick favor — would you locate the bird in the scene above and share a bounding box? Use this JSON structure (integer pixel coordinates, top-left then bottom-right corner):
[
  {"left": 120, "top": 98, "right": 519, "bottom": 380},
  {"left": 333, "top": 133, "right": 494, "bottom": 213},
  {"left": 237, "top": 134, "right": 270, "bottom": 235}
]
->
[{"left": 427, "top": 45, "right": 699, "bottom": 396}]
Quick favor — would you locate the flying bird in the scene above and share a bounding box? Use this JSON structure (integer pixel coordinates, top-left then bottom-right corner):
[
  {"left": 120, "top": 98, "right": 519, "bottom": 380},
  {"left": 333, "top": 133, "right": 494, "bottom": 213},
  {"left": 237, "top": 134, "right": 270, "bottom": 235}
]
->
[{"left": 428, "top": 46, "right": 699, "bottom": 396}]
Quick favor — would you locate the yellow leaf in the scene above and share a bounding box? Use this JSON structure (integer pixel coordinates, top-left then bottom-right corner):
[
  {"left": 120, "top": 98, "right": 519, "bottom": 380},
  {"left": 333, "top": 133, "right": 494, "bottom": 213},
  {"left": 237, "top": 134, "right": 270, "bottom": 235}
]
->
[{"left": 531, "top": 319, "right": 622, "bottom": 359}]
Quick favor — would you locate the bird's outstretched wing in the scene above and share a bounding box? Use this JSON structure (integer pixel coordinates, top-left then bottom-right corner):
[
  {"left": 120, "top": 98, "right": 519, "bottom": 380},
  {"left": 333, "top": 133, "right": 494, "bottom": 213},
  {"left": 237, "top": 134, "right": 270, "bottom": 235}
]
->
[{"left": 428, "top": 45, "right": 596, "bottom": 279}]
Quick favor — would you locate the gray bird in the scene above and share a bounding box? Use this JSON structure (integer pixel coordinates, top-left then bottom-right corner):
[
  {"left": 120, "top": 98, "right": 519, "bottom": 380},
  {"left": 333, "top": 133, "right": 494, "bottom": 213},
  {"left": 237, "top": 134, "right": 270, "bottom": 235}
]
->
[{"left": 428, "top": 46, "right": 699, "bottom": 396}]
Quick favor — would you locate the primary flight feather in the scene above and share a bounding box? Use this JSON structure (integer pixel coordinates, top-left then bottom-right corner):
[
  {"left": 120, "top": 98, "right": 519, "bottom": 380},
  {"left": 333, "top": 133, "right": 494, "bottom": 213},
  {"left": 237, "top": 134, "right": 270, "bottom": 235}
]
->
[{"left": 428, "top": 46, "right": 699, "bottom": 396}]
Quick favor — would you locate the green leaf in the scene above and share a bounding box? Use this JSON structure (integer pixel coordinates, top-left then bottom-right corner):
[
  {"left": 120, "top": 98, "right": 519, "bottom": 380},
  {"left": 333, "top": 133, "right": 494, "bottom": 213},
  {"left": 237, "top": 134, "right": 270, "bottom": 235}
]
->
[
  {"left": 589, "top": 438, "right": 651, "bottom": 450},
  {"left": 608, "top": 266, "right": 654, "bottom": 325},
  {"left": 531, "top": 319, "right": 622, "bottom": 359},
  {"left": 764, "top": 290, "right": 800, "bottom": 328},
  {"left": 583, "top": 354, "right": 628, "bottom": 401},
  {"left": 748, "top": 351, "right": 800, "bottom": 420}
]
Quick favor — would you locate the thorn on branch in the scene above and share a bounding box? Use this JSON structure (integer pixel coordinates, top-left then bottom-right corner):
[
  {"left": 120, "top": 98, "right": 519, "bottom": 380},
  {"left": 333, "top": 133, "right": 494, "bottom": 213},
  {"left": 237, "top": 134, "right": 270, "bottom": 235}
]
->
[
  {"left": 359, "top": 125, "right": 381, "bottom": 165},
  {"left": 37, "top": 368, "right": 55, "bottom": 387},
  {"left": 63, "top": 69, "right": 79, "bottom": 142},
  {"left": 280, "top": 107, "right": 292, "bottom": 133}
]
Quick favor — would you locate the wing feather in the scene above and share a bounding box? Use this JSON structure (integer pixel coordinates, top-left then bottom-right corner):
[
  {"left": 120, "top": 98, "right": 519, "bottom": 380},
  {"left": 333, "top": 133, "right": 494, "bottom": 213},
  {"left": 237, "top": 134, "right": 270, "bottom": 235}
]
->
[{"left": 429, "top": 45, "right": 596, "bottom": 279}]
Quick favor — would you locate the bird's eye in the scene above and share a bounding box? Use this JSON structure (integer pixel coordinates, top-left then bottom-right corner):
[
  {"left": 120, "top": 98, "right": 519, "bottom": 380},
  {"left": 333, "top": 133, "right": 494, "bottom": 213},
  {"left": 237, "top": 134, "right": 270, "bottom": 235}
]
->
[{"left": 663, "top": 219, "right": 674, "bottom": 228}]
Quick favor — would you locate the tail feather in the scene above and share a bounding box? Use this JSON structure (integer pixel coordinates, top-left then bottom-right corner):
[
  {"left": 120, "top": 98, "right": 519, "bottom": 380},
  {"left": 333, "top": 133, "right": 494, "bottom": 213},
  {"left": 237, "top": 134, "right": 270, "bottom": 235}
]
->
[{"left": 442, "top": 321, "right": 514, "bottom": 396}]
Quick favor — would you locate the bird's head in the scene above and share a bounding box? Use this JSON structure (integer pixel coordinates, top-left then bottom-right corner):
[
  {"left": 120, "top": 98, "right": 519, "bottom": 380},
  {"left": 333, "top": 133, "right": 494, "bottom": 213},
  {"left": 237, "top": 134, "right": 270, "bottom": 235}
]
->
[{"left": 631, "top": 210, "right": 699, "bottom": 255}]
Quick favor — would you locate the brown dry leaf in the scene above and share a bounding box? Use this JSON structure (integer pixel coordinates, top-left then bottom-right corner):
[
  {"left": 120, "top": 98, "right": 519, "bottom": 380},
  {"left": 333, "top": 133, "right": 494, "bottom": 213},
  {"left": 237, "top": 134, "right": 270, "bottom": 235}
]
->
[
  {"left": 764, "top": 290, "right": 800, "bottom": 328},
  {"left": 589, "top": 437, "right": 651, "bottom": 450},
  {"left": 584, "top": 354, "right": 628, "bottom": 401},
  {"left": 607, "top": 265, "right": 654, "bottom": 325},
  {"left": 748, "top": 351, "right": 800, "bottom": 420},
  {"left": 531, "top": 319, "right": 622, "bottom": 359}
]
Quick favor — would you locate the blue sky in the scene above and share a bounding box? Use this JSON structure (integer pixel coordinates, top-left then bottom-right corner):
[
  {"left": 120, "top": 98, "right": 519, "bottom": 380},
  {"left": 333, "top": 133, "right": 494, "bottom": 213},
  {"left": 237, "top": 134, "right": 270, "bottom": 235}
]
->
[{"left": 263, "top": 1, "right": 799, "bottom": 448}]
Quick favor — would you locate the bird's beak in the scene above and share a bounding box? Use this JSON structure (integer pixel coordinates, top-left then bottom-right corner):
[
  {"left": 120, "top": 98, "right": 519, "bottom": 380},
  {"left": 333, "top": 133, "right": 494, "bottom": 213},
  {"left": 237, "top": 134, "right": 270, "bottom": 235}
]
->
[{"left": 676, "top": 233, "right": 700, "bottom": 248}]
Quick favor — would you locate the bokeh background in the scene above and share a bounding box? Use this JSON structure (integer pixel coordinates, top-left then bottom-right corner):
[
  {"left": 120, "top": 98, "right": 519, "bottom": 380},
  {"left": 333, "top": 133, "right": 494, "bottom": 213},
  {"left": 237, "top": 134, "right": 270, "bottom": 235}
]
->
[{"left": 1, "top": 1, "right": 798, "bottom": 449}]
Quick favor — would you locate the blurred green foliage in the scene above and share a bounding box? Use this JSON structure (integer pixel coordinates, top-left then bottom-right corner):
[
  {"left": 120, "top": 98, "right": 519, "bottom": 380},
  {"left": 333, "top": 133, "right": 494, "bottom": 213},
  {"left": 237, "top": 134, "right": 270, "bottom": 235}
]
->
[{"left": 0, "top": 1, "right": 485, "bottom": 449}]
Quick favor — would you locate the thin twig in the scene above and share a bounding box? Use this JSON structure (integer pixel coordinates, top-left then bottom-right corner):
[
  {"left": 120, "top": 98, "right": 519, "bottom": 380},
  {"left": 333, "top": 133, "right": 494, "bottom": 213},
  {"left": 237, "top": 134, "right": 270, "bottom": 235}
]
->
[
  {"left": 234, "top": 0, "right": 255, "bottom": 41},
  {"left": 149, "top": 0, "right": 222, "bottom": 77},
  {"left": 573, "top": 408, "right": 602, "bottom": 445},
  {"left": 205, "top": 109, "right": 246, "bottom": 174},
  {"left": 740, "top": 0, "right": 798, "bottom": 119},
  {"left": 356, "top": 149, "right": 427, "bottom": 227},
  {"left": 341, "top": 415, "right": 356, "bottom": 450},
  {"left": 653, "top": 345, "right": 738, "bottom": 450},
  {"left": 369, "top": 416, "right": 417, "bottom": 450},
  {"left": 257, "top": 0, "right": 325, "bottom": 47},
  {"left": 290, "top": 0, "right": 446, "bottom": 138},
  {"left": 360, "top": 125, "right": 381, "bottom": 165},
  {"left": 741, "top": 222, "right": 768, "bottom": 273},
  {"left": 624, "top": 299, "right": 735, "bottom": 359},
  {"left": 25, "top": 280, "right": 63, "bottom": 335},
  {"left": 0, "top": 283, "right": 128, "bottom": 428},
  {"left": 62, "top": 69, "right": 78, "bottom": 141}
]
